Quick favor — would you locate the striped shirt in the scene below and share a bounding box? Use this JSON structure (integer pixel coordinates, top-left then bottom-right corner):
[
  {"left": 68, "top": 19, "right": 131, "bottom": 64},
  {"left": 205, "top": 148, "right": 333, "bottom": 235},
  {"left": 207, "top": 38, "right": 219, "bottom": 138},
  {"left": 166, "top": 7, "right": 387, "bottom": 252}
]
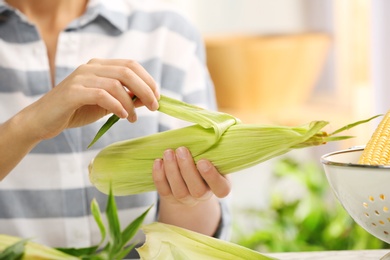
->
[{"left": 0, "top": 0, "right": 229, "bottom": 251}]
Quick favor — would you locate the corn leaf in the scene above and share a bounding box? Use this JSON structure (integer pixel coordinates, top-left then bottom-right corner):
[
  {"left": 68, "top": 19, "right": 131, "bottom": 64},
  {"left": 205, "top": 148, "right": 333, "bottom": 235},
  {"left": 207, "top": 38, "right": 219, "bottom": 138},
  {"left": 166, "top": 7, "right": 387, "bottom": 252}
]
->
[
  {"left": 157, "top": 95, "right": 240, "bottom": 140},
  {"left": 88, "top": 114, "right": 120, "bottom": 148},
  {"left": 91, "top": 198, "right": 106, "bottom": 246},
  {"left": 56, "top": 246, "right": 98, "bottom": 258},
  {"left": 330, "top": 114, "right": 382, "bottom": 135},
  {"left": 88, "top": 96, "right": 138, "bottom": 148},
  {"left": 104, "top": 186, "right": 122, "bottom": 258},
  {"left": 0, "top": 238, "right": 28, "bottom": 260},
  {"left": 137, "top": 222, "right": 277, "bottom": 260},
  {"left": 0, "top": 235, "right": 78, "bottom": 260},
  {"left": 93, "top": 186, "right": 152, "bottom": 259},
  {"left": 120, "top": 205, "right": 153, "bottom": 250}
]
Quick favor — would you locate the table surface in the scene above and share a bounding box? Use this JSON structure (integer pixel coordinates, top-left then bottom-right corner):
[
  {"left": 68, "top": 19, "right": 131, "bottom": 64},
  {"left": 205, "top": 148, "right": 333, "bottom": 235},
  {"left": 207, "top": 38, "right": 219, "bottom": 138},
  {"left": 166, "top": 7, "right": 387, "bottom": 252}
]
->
[{"left": 267, "top": 249, "right": 390, "bottom": 260}]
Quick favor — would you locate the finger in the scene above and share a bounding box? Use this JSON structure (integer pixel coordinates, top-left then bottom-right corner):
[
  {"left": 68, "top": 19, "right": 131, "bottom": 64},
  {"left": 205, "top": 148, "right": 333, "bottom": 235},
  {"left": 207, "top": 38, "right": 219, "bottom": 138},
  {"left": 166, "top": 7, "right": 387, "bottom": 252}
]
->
[
  {"left": 69, "top": 63, "right": 137, "bottom": 121},
  {"left": 197, "top": 159, "right": 231, "bottom": 198},
  {"left": 88, "top": 59, "right": 159, "bottom": 110},
  {"left": 152, "top": 159, "right": 172, "bottom": 197},
  {"left": 89, "top": 58, "right": 159, "bottom": 97},
  {"left": 175, "top": 147, "right": 212, "bottom": 200},
  {"left": 89, "top": 64, "right": 158, "bottom": 112},
  {"left": 163, "top": 149, "right": 197, "bottom": 205},
  {"left": 87, "top": 76, "right": 137, "bottom": 122},
  {"left": 74, "top": 86, "right": 129, "bottom": 119}
]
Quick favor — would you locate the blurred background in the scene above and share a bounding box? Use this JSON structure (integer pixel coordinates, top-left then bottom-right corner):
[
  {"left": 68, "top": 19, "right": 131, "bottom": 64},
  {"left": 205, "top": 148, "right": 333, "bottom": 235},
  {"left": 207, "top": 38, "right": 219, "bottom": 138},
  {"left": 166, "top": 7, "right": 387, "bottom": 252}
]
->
[{"left": 162, "top": 0, "right": 390, "bottom": 253}]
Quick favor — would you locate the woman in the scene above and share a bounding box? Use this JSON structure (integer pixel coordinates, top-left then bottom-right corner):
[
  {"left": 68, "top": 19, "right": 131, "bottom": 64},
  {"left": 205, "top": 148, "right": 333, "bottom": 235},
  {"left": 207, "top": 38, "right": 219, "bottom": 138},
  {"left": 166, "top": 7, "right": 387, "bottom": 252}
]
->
[{"left": 0, "top": 0, "right": 231, "bottom": 256}]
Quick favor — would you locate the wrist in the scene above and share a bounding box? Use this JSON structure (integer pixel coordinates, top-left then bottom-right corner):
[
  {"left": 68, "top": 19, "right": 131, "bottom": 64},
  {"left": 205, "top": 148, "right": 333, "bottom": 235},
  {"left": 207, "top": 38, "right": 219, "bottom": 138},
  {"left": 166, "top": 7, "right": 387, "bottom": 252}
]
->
[
  {"left": 158, "top": 195, "right": 222, "bottom": 237},
  {"left": 9, "top": 108, "right": 44, "bottom": 145}
]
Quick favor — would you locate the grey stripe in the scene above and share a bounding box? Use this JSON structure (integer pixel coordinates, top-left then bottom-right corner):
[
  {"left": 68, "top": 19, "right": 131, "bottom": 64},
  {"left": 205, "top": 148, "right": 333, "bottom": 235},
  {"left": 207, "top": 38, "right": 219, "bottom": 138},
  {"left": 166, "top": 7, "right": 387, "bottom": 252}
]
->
[
  {"left": 0, "top": 66, "right": 51, "bottom": 94},
  {"left": 0, "top": 10, "right": 40, "bottom": 43},
  {"left": 0, "top": 187, "right": 157, "bottom": 219},
  {"left": 31, "top": 114, "right": 158, "bottom": 154},
  {"left": 1, "top": 7, "right": 201, "bottom": 46},
  {"left": 127, "top": 11, "right": 200, "bottom": 42},
  {"left": 1, "top": 59, "right": 185, "bottom": 96}
]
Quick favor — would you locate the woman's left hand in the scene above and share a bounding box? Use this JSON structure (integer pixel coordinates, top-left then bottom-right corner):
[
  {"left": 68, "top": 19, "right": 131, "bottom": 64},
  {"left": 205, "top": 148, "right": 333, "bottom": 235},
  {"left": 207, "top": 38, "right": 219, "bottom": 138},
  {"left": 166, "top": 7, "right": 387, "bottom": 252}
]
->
[{"left": 152, "top": 146, "right": 231, "bottom": 206}]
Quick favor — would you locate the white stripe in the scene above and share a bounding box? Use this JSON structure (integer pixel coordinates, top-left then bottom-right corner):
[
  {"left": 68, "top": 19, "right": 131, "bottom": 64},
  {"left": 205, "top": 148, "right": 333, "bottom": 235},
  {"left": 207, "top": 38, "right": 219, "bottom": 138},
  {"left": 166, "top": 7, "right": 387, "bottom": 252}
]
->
[
  {"left": 182, "top": 56, "right": 209, "bottom": 96},
  {"left": 0, "top": 40, "right": 49, "bottom": 71},
  {"left": 1, "top": 150, "right": 97, "bottom": 190},
  {"left": 98, "top": 0, "right": 184, "bottom": 14},
  {"left": 56, "top": 29, "right": 196, "bottom": 69},
  {"left": 0, "top": 30, "right": 197, "bottom": 73},
  {"left": 0, "top": 92, "right": 41, "bottom": 120},
  {"left": 0, "top": 206, "right": 156, "bottom": 248}
]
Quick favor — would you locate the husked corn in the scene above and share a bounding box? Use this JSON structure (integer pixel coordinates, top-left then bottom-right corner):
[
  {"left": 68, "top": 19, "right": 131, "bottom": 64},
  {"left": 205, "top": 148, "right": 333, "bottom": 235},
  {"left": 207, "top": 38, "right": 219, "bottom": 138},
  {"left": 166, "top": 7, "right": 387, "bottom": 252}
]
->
[{"left": 359, "top": 111, "right": 390, "bottom": 165}]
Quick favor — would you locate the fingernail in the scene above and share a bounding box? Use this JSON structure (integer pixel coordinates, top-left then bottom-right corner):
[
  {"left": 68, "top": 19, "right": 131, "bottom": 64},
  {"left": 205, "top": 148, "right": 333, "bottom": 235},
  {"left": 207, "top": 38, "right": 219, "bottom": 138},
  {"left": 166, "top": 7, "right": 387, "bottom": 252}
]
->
[
  {"left": 151, "top": 100, "right": 159, "bottom": 111},
  {"left": 130, "top": 113, "right": 137, "bottom": 122},
  {"left": 155, "top": 90, "right": 161, "bottom": 100},
  {"left": 121, "top": 109, "right": 128, "bottom": 118},
  {"left": 153, "top": 159, "right": 162, "bottom": 170},
  {"left": 197, "top": 160, "right": 211, "bottom": 172},
  {"left": 163, "top": 149, "right": 175, "bottom": 161},
  {"left": 176, "top": 147, "right": 188, "bottom": 160}
]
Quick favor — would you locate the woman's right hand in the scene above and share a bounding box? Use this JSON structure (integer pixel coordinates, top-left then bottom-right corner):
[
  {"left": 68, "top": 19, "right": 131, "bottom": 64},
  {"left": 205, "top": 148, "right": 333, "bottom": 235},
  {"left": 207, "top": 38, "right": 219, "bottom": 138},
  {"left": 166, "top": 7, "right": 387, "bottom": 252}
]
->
[
  {"left": 0, "top": 58, "right": 159, "bottom": 178},
  {"left": 23, "top": 58, "right": 160, "bottom": 141}
]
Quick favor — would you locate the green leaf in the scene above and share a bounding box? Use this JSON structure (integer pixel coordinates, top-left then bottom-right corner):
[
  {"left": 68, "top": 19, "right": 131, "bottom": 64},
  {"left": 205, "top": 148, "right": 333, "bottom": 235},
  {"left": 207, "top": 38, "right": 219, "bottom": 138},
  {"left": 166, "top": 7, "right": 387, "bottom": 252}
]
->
[
  {"left": 91, "top": 198, "right": 106, "bottom": 246},
  {"left": 114, "top": 244, "right": 136, "bottom": 260},
  {"left": 56, "top": 245, "right": 99, "bottom": 258},
  {"left": 157, "top": 95, "right": 240, "bottom": 141},
  {"left": 118, "top": 205, "right": 153, "bottom": 250},
  {"left": 88, "top": 96, "right": 138, "bottom": 149},
  {"left": 0, "top": 238, "right": 28, "bottom": 260},
  {"left": 105, "top": 186, "right": 122, "bottom": 255},
  {"left": 88, "top": 114, "right": 120, "bottom": 149},
  {"left": 330, "top": 114, "right": 382, "bottom": 135}
]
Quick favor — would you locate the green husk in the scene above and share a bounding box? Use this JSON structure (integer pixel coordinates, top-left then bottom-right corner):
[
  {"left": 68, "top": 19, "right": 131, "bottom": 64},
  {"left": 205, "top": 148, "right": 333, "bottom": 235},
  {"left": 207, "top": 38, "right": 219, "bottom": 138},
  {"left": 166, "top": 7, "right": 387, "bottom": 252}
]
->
[
  {"left": 88, "top": 95, "right": 378, "bottom": 196},
  {"left": 137, "top": 222, "right": 276, "bottom": 260},
  {"left": 0, "top": 235, "right": 78, "bottom": 260}
]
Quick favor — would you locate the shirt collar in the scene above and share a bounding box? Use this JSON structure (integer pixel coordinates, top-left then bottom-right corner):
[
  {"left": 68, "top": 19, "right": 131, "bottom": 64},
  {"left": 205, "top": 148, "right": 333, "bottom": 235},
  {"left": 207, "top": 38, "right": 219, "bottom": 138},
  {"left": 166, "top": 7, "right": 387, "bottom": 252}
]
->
[
  {"left": 0, "top": 1, "right": 14, "bottom": 13},
  {"left": 0, "top": 0, "right": 128, "bottom": 33},
  {"left": 74, "top": 0, "right": 128, "bottom": 32}
]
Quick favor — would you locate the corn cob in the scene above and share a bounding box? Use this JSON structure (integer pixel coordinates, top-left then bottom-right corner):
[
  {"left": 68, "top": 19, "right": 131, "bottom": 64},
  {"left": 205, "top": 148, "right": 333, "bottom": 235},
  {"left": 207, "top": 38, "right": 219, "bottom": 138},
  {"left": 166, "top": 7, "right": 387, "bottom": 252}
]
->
[
  {"left": 89, "top": 95, "right": 368, "bottom": 196},
  {"left": 137, "top": 222, "right": 275, "bottom": 260},
  {"left": 358, "top": 111, "right": 390, "bottom": 165}
]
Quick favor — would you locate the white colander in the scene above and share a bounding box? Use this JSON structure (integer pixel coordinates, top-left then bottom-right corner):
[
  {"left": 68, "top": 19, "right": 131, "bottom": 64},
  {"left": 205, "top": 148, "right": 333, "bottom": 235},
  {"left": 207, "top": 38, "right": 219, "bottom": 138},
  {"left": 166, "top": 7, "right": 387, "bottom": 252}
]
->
[{"left": 321, "top": 147, "right": 390, "bottom": 259}]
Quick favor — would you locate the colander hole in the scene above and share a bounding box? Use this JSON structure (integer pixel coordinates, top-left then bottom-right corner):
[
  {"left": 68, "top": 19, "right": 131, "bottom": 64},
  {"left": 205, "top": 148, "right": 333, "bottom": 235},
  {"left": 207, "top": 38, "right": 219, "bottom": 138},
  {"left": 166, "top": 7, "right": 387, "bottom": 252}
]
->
[
  {"left": 380, "top": 220, "right": 385, "bottom": 225},
  {"left": 380, "top": 194, "right": 386, "bottom": 200},
  {"left": 369, "top": 196, "right": 375, "bottom": 202},
  {"left": 385, "top": 231, "right": 389, "bottom": 235},
  {"left": 375, "top": 210, "right": 380, "bottom": 215},
  {"left": 384, "top": 206, "right": 389, "bottom": 212},
  {"left": 363, "top": 202, "right": 368, "bottom": 208},
  {"left": 365, "top": 212, "right": 370, "bottom": 217},
  {"left": 387, "top": 218, "right": 390, "bottom": 222},
  {"left": 372, "top": 223, "right": 377, "bottom": 226}
]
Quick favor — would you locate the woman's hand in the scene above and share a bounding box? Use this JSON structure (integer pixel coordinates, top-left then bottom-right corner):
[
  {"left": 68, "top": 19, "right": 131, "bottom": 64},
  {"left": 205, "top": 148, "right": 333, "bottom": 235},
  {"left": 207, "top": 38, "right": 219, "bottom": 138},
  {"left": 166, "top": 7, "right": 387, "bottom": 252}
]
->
[
  {"left": 0, "top": 58, "right": 159, "bottom": 179},
  {"left": 153, "top": 147, "right": 231, "bottom": 206},
  {"left": 24, "top": 58, "right": 160, "bottom": 141},
  {"left": 152, "top": 146, "right": 231, "bottom": 236}
]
